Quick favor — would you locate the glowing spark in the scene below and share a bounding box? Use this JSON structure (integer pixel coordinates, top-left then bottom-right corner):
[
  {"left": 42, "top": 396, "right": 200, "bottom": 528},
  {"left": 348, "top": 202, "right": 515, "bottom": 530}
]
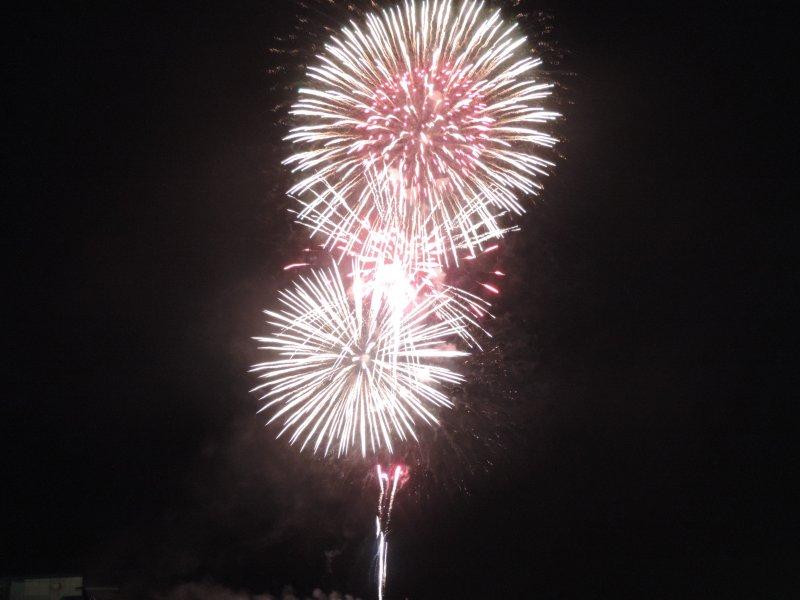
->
[
  {"left": 283, "top": 262, "right": 310, "bottom": 270},
  {"left": 285, "top": 0, "right": 558, "bottom": 261},
  {"left": 251, "top": 262, "right": 469, "bottom": 457}
]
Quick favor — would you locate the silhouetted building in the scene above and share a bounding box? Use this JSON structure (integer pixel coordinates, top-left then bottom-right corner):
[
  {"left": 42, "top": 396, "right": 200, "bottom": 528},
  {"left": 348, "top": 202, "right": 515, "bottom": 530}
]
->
[{"left": 0, "top": 577, "right": 119, "bottom": 600}]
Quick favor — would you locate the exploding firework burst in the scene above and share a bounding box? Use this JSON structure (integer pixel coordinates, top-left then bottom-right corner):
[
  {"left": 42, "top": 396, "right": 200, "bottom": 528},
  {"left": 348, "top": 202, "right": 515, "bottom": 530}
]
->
[
  {"left": 285, "top": 0, "right": 558, "bottom": 262},
  {"left": 251, "top": 262, "right": 470, "bottom": 457}
]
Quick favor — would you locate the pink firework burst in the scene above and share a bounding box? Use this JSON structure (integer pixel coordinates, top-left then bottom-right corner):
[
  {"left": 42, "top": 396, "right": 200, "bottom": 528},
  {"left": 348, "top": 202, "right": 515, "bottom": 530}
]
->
[{"left": 285, "top": 0, "right": 559, "bottom": 264}]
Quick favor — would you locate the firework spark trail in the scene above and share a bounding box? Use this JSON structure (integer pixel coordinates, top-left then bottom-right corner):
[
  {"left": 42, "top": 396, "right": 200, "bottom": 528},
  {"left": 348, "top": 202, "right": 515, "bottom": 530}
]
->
[
  {"left": 376, "top": 464, "right": 406, "bottom": 600},
  {"left": 251, "top": 261, "right": 470, "bottom": 457},
  {"left": 285, "top": 0, "right": 558, "bottom": 262}
]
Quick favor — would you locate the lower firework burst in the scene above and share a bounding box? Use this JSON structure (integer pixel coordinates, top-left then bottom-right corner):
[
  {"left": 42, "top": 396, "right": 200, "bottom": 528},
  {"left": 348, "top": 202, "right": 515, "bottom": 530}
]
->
[{"left": 251, "top": 262, "right": 469, "bottom": 457}]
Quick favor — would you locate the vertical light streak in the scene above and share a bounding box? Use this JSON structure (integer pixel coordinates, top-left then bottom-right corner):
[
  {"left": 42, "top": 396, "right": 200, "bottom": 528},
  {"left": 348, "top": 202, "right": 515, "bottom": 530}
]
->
[{"left": 376, "top": 464, "right": 406, "bottom": 600}]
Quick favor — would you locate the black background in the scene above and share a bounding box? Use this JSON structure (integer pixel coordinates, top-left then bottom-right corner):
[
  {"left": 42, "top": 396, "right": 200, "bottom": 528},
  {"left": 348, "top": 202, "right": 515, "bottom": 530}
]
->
[{"left": 3, "top": 2, "right": 796, "bottom": 598}]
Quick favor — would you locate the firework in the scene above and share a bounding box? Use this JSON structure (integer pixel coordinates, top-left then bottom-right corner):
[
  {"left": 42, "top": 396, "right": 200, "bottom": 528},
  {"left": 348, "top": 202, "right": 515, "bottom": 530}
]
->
[
  {"left": 251, "top": 262, "right": 469, "bottom": 457},
  {"left": 252, "top": 3, "right": 561, "bottom": 597},
  {"left": 285, "top": 0, "right": 558, "bottom": 262}
]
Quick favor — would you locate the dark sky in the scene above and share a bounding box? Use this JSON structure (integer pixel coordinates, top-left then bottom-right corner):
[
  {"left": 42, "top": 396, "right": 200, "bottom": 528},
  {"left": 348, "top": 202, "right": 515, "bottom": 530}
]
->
[{"left": 3, "top": 2, "right": 796, "bottom": 599}]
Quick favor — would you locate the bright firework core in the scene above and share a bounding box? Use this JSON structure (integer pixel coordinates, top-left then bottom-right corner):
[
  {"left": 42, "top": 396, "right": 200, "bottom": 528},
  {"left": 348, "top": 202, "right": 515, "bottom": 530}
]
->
[{"left": 354, "top": 351, "right": 372, "bottom": 368}]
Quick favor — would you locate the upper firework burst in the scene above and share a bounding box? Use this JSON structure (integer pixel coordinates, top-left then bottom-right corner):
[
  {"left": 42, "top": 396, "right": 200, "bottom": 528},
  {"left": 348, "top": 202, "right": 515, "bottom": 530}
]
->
[{"left": 284, "top": 0, "right": 558, "bottom": 262}]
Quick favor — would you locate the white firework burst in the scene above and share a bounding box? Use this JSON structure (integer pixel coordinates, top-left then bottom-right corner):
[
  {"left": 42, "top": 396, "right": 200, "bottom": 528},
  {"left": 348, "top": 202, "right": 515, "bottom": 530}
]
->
[
  {"left": 285, "top": 0, "right": 558, "bottom": 261},
  {"left": 251, "top": 262, "right": 469, "bottom": 457}
]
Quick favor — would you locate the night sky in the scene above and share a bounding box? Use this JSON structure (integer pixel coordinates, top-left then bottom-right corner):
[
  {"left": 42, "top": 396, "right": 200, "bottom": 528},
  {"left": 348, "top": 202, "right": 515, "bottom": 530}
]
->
[{"left": 3, "top": 2, "right": 796, "bottom": 599}]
